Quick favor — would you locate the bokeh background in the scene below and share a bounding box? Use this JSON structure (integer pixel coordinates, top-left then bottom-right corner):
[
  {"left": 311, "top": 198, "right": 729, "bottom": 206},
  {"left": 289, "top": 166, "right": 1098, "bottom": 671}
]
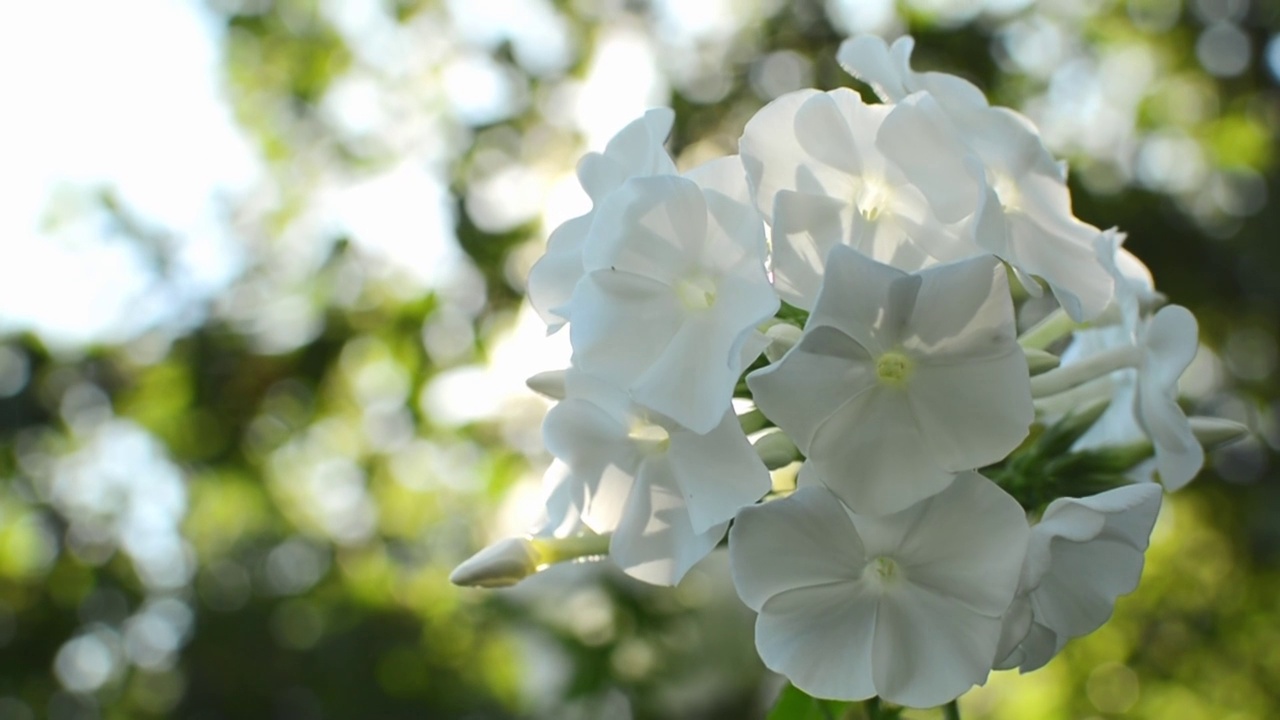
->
[{"left": 1, "top": 0, "right": 1278, "bottom": 718}]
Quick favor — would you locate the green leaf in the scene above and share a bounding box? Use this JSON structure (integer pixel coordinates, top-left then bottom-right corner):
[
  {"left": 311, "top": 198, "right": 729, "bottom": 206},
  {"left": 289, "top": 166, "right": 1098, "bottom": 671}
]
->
[{"left": 767, "top": 683, "right": 853, "bottom": 720}]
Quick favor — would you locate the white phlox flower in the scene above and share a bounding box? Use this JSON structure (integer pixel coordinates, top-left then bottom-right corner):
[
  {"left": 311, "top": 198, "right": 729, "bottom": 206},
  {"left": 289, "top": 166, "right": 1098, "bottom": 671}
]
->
[
  {"left": 1135, "top": 305, "right": 1203, "bottom": 490},
  {"left": 540, "top": 371, "right": 771, "bottom": 585},
  {"left": 729, "top": 473, "right": 1030, "bottom": 707},
  {"left": 748, "top": 245, "right": 1033, "bottom": 516},
  {"left": 568, "top": 156, "right": 780, "bottom": 434},
  {"left": 527, "top": 108, "right": 678, "bottom": 331},
  {"left": 995, "top": 483, "right": 1162, "bottom": 672},
  {"left": 739, "top": 88, "right": 978, "bottom": 309},
  {"left": 839, "top": 35, "right": 1114, "bottom": 322},
  {"left": 836, "top": 34, "right": 989, "bottom": 110},
  {"left": 1055, "top": 231, "right": 1156, "bottom": 451},
  {"left": 444, "top": 35, "right": 1246, "bottom": 716},
  {"left": 1096, "top": 228, "right": 1158, "bottom": 334},
  {"left": 1039, "top": 304, "right": 1203, "bottom": 489}
]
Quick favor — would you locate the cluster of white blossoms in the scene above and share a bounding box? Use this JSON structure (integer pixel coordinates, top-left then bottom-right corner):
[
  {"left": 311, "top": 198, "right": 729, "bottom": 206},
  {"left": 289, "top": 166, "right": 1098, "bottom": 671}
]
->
[{"left": 452, "top": 35, "right": 1248, "bottom": 709}]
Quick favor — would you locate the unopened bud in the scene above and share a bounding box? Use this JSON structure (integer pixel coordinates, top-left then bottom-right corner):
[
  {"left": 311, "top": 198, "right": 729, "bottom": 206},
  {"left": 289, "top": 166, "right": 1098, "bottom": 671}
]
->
[
  {"left": 526, "top": 369, "right": 567, "bottom": 400},
  {"left": 1189, "top": 417, "right": 1249, "bottom": 450},
  {"left": 450, "top": 537, "right": 542, "bottom": 588},
  {"left": 764, "top": 323, "right": 804, "bottom": 363},
  {"left": 754, "top": 429, "right": 801, "bottom": 470}
]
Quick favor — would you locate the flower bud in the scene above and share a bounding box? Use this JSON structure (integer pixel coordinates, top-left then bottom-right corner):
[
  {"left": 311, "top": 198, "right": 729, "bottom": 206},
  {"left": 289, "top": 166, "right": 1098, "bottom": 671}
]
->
[
  {"left": 526, "top": 369, "right": 567, "bottom": 400},
  {"left": 1189, "top": 416, "right": 1249, "bottom": 450},
  {"left": 763, "top": 323, "right": 803, "bottom": 363},
  {"left": 450, "top": 537, "right": 543, "bottom": 588},
  {"left": 753, "top": 429, "right": 801, "bottom": 470}
]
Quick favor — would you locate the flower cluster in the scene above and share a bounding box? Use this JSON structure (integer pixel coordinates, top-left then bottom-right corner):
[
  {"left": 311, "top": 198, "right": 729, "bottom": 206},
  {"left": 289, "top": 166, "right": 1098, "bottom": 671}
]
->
[{"left": 452, "top": 35, "right": 1246, "bottom": 709}]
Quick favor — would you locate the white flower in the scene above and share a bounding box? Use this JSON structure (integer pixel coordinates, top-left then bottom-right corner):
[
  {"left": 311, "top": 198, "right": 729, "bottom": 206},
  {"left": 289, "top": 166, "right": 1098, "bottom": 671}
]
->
[
  {"left": 837, "top": 34, "right": 989, "bottom": 110},
  {"left": 748, "top": 246, "right": 1032, "bottom": 515},
  {"left": 996, "top": 483, "right": 1162, "bottom": 672},
  {"left": 730, "top": 473, "right": 1029, "bottom": 707},
  {"left": 1135, "top": 305, "right": 1203, "bottom": 490},
  {"left": 839, "top": 35, "right": 1114, "bottom": 322},
  {"left": 528, "top": 108, "right": 677, "bottom": 331},
  {"left": 1096, "top": 228, "right": 1157, "bottom": 334},
  {"left": 1044, "top": 304, "right": 1203, "bottom": 489},
  {"left": 739, "top": 88, "right": 978, "bottom": 309},
  {"left": 1056, "top": 231, "right": 1156, "bottom": 451},
  {"left": 568, "top": 157, "right": 779, "bottom": 434},
  {"left": 541, "top": 372, "right": 770, "bottom": 585}
]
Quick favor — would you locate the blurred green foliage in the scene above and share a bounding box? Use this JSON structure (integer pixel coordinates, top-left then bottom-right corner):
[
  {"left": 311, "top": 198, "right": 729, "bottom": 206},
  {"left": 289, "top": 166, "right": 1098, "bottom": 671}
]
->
[{"left": 2, "top": 0, "right": 1279, "bottom": 718}]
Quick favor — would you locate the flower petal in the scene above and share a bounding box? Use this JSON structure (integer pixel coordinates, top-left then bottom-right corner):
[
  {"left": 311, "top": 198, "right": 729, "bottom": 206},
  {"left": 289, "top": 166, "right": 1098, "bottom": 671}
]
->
[
  {"left": 1142, "top": 305, "right": 1199, "bottom": 390},
  {"left": 872, "top": 583, "right": 1003, "bottom": 707},
  {"left": 809, "top": 387, "right": 956, "bottom": 516},
  {"left": 792, "top": 90, "right": 866, "bottom": 178},
  {"left": 568, "top": 271, "right": 683, "bottom": 385},
  {"left": 541, "top": 397, "right": 639, "bottom": 533},
  {"left": 770, "top": 190, "right": 849, "bottom": 310},
  {"left": 854, "top": 472, "right": 1029, "bottom": 616},
  {"left": 728, "top": 486, "right": 866, "bottom": 611},
  {"left": 747, "top": 325, "right": 878, "bottom": 455},
  {"left": 1138, "top": 305, "right": 1202, "bottom": 489},
  {"left": 1029, "top": 537, "right": 1144, "bottom": 640},
  {"left": 836, "top": 34, "right": 912, "bottom": 102},
  {"left": 1002, "top": 202, "right": 1112, "bottom": 323},
  {"left": 527, "top": 214, "right": 594, "bottom": 330},
  {"left": 581, "top": 175, "right": 708, "bottom": 282},
  {"left": 1013, "top": 621, "right": 1059, "bottom": 673},
  {"left": 683, "top": 154, "right": 752, "bottom": 205},
  {"left": 906, "top": 351, "right": 1033, "bottom": 472},
  {"left": 666, "top": 409, "right": 772, "bottom": 534},
  {"left": 633, "top": 276, "right": 777, "bottom": 433},
  {"left": 1025, "top": 485, "right": 1161, "bottom": 644},
  {"left": 740, "top": 88, "right": 829, "bottom": 223},
  {"left": 903, "top": 255, "right": 1016, "bottom": 360},
  {"left": 1040, "top": 483, "right": 1162, "bottom": 549},
  {"left": 756, "top": 582, "right": 879, "bottom": 701},
  {"left": 810, "top": 244, "right": 919, "bottom": 354},
  {"left": 993, "top": 594, "right": 1033, "bottom": 671},
  {"left": 876, "top": 93, "right": 982, "bottom": 223},
  {"left": 610, "top": 457, "right": 725, "bottom": 585}
]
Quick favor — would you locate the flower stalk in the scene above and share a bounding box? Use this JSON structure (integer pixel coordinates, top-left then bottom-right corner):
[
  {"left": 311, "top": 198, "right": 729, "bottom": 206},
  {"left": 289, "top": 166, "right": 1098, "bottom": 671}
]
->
[{"left": 1030, "top": 345, "right": 1140, "bottom": 398}]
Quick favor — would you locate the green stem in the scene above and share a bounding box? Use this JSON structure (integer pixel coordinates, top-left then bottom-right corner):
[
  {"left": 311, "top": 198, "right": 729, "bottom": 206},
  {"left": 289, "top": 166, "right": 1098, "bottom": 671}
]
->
[
  {"left": 865, "top": 697, "right": 882, "bottom": 720},
  {"left": 738, "top": 407, "right": 770, "bottom": 434},
  {"left": 1018, "top": 308, "right": 1079, "bottom": 351},
  {"left": 530, "top": 534, "right": 611, "bottom": 565},
  {"left": 943, "top": 700, "right": 961, "bottom": 720}
]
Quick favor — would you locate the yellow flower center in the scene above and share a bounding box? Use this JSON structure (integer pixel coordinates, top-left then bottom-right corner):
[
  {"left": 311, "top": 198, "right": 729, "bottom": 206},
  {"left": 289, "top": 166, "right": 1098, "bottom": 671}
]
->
[
  {"left": 855, "top": 178, "right": 894, "bottom": 222},
  {"left": 864, "top": 556, "right": 902, "bottom": 587},
  {"left": 675, "top": 274, "right": 717, "bottom": 311},
  {"left": 991, "top": 172, "right": 1021, "bottom": 213},
  {"left": 875, "top": 350, "right": 914, "bottom": 389},
  {"left": 628, "top": 418, "right": 671, "bottom": 454}
]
